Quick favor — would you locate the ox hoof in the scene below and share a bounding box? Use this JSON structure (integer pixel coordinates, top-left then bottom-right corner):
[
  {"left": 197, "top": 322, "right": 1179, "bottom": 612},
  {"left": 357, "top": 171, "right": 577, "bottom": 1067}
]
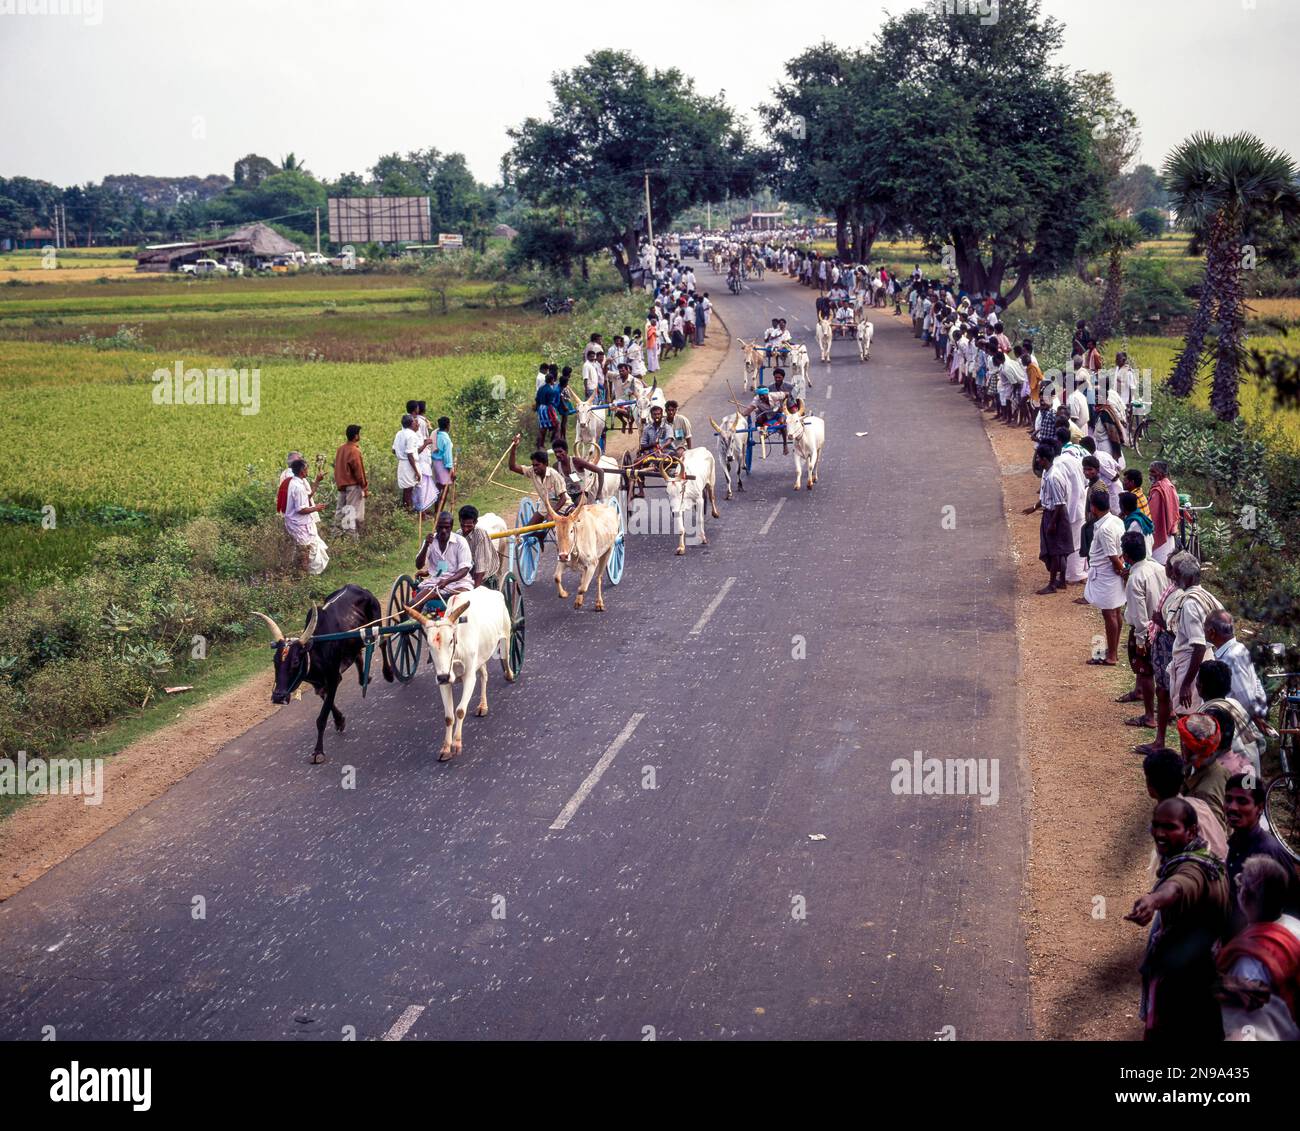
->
[
  {"left": 475, "top": 705, "right": 488, "bottom": 717},
  {"left": 593, "top": 601, "right": 606, "bottom": 612},
  {"left": 676, "top": 546, "right": 686, "bottom": 556},
  {"left": 310, "top": 751, "right": 326, "bottom": 765},
  {"left": 793, "top": 484, "right": 801, "bottom": 491},
  {"left": 438, "top": 748, "right": 455, "bottom": 762},
  {"left": 556, "top": 588, "right": 569, "bottom": 600}
]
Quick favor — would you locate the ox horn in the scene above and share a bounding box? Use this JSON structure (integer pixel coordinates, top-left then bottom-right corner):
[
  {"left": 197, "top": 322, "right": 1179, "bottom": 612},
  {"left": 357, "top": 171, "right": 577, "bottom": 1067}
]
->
[
  {"left": 299, "top": 605, "right": 319, "bottom": 647},
  {"left": 445, "top": 600, "right": 470, "bottom": 623},
  {"left": 251, "top": 611, "right": 285, "bottom": 642},
  {"left": 404, "top": 604, "right": 431, "bottom": 627}
]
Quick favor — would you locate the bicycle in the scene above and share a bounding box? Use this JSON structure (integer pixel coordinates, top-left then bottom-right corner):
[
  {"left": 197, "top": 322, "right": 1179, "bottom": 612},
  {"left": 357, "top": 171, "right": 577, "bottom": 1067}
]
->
[
  {"left": 1175, "top": 497, "right": 1212, "bottom": 566},
  {"left": 1129, "top": 410, "right": 1157, "bottom": 457},
  {"left": 1259, "top": 646, "right": 1300, "bottom": 862}
]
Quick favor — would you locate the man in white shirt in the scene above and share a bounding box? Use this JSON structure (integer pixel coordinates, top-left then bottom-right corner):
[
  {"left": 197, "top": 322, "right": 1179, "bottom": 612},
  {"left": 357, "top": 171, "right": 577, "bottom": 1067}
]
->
[
  {"left": 1084, "top": 486, "right": 1127, "bottom": 664},
  {"left": 393, "top": 414, "right": 423, "bottom": 510},
  {"left": 1123, "top": 529, "right": 1165, "bottom": 728},
  {"left": 1165, "top": 556, "right": 1224, "bottom": 716},
  {"left": 1067, "top": 363, "right": 1090, "bottom": 432},
  {"left": 582, "top": 349, "right": 604, "bottom": 401},
  {"left": 415, "top": 511, "right": 475, "bottom": 601},
  {"left": 1206, "top": 611, "right": 1269, "bottom": 724}
]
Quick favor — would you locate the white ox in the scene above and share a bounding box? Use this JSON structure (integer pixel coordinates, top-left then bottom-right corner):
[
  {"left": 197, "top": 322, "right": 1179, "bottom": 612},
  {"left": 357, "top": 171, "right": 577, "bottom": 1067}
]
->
[
  {"left": 572, "top": 394, "right": 606, "bottom": 458},
  {"left": 787, "top": 343, "right": 811, "bottom": 401},
  {"left": 630, "top": 375, "right": 666, "bottom": 428},
  {"left": 407, "top": 586, "right": 512, "bottom": 761},
  {"left": 710, "top": 411, "right": 748, "bottom": 499},
  {"left": 815, "top": 315, "right": 834, "bottom": 363},
  {"left": 738, "top": 339, "right": 763, "bottom": 392},
  {"left": 856, "top": 315, "right": 874, "bottom": 362},
  {"left": 545, "top": 495, "right": 620, "bottom": 610},
  {"left": 664, "top": 446, "right": 720, "bottom": 555},
  {"left": 786, "top": 400, "right": 825, "bottom": 492}
]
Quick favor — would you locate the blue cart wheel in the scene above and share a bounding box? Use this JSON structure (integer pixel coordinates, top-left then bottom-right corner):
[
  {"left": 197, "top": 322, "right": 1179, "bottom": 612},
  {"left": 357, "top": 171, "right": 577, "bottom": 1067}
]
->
[
  {"left": 384, "top": 574, "right": 423, "bottom": 683},
  {"left": 516, "top": 497, "right": 541, "bottom": 586},
  {"left": 605, "top": 496, "right": 625, "bottom": 585}
]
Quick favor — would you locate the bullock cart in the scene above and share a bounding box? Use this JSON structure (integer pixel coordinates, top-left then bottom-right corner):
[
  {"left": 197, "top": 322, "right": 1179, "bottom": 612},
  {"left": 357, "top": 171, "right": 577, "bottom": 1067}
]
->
[
  {"left": 383, "top": 530, "right": 529, "bottom": 683},
  {"left": 511, "top": 494, "right": 626, "bottom": 589}
]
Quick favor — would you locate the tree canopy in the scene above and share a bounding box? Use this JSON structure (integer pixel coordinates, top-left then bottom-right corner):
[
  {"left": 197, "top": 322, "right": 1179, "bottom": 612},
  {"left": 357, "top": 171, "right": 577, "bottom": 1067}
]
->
[{"left": 503, "top": 49, "right": 756, "bottom": 287}]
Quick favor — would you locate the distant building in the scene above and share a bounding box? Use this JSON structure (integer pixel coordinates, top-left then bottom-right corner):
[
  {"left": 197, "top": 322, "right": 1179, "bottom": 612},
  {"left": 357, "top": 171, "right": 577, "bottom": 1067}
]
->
[
  {"left": 11, "top": 227, "right": 57, "bottom": 250},
  {"left": 731, "top": 211, "right": 786, "bottom": 231},
  {"left": 135, "top": 222, "right": 303, "bottom": 272},
  {"left": 493, "top": 224, "right": 518, "bottom": 240}
]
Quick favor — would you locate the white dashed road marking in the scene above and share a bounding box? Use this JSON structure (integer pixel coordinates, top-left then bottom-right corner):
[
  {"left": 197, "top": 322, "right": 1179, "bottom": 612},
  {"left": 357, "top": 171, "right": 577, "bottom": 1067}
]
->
[
  {"left": 549, "top": 712, "right": 646, "bottom": 831},
  {"left": 689, "top": 576, "right": 737, "bottom": 636},
  {"left": 757, "top": 499, "right": 785, "bottom": 538},
  {"left": 382, "top": 1004, "right": 425, "bottom": 1041},
  {"left": 826, "top": 385, "right": 833, "bottom": 400}
]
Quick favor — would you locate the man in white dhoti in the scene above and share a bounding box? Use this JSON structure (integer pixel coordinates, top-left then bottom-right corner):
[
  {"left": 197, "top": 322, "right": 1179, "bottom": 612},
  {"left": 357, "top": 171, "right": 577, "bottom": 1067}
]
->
[
  {"left": 1084, "top": 487, "right": 1127, "bottom": 665},
  {"left": 1056, "top": 428, "right": 1089, "bottom": 587},
  {"left": 283, "top": 458, "right": 329, "bottom": 575},
  {"left": 393, "top": 413, "right": 424, "bottom": 511}
]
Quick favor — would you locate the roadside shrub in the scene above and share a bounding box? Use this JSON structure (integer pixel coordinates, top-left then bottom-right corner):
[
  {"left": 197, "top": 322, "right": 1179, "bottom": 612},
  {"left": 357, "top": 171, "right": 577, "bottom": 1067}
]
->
[
  {"left": 212, "top": 481, "right": 267, "bottom": 527},
  {"left": 21, "top": 657, "right": 153, "bottom": 754},
  {"left": 1119, "top": 257, "right": 1193, "bottom": 329}
]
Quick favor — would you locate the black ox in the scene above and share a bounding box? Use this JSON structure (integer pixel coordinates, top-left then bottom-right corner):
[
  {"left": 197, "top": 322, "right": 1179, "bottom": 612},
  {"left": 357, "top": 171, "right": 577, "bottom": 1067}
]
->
[{"left": 254, "top": 584, "right": 393, "bottom": 763}]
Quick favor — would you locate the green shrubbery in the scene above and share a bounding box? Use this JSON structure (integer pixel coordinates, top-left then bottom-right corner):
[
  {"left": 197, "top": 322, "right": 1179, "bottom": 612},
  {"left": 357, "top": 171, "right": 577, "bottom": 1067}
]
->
[
  {"left": 0, "top": 482, "right": 409, "bottom": 759},
  {"left": 1147, "top": 388, "right": 1300, "bottom": 644}
]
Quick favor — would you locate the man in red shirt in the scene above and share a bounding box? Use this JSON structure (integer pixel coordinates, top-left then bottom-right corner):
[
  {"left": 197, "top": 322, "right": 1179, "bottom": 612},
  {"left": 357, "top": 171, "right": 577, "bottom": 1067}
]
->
[{"left": 1148, "top": 460, "right": 1180, "bottom": 564}]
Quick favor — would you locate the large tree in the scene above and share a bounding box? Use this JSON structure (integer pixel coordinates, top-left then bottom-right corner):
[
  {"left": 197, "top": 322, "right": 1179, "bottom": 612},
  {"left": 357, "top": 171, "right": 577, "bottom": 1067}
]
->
[
  {"left": 870, "top": 0, "right": 1109, "bottom": 304},
  {"left": 503, "top": 50, "right": 756, "bottom": 289},
  {"left": 762, "top": 45, "right": 895, "bottom": 262}
]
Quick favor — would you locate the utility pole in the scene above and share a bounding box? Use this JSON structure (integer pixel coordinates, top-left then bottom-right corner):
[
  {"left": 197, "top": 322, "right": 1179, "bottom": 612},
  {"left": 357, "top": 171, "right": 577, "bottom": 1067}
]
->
[
  {"left": 706, "top": 201, "right": 711, "bottom": 231},
  {"left": 315, "top": 208, "right": 321, "bottom": 255},
  {"left": 643, "top": 170, "right": 653, "bottom": 247}
]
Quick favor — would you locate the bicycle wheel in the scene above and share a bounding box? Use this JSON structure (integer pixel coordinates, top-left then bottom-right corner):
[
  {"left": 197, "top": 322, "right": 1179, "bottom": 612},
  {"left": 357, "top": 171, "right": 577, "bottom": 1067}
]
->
[{"left": 1265, "top": 774, "right": 1300, "bottom": 863}]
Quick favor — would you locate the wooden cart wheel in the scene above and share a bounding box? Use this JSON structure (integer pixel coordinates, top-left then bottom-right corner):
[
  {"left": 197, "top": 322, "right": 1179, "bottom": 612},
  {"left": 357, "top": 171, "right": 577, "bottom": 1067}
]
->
[
  {"left": 500, "top": 573, "right": 525, "bottom": 681},
  {"left": 384, "top": 574, "right": 423, "bottom": 683},
  {"left": 516, "top": 495, "right": 541, "bottom": 586},
  {"left": 605, "top": 496, "right": 625, "bottom": 585}
]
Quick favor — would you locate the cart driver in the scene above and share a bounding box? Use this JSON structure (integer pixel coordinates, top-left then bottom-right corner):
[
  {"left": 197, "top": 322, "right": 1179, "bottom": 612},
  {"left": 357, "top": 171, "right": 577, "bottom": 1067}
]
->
[
  {"left": 508, "top": 433, "right": 572, "bottom": 550},
  {"left": 415, "top": 511, "right": 474, "bottom": 605},
  {"left": 744, "top": 374, "right": 791, "bottom": 455},
  {"left": 551, "top": 438, "right": 622, "bottom": 504}
]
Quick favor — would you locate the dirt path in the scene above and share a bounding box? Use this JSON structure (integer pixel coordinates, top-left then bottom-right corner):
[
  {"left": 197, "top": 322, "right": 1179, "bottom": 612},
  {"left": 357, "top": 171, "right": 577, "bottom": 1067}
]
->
[
  {"left": 976, "top": 393, "right": 1150, "bottom": 1040},
  {"left": 0, "top": 307, "right": 730, "bottom": 904}
]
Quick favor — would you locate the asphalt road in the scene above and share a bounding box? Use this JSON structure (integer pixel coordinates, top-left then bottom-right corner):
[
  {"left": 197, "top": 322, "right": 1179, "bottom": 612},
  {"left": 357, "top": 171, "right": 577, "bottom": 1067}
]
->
[{"left": 0, "top": 268, "right": 1029, "bottom": 1041}]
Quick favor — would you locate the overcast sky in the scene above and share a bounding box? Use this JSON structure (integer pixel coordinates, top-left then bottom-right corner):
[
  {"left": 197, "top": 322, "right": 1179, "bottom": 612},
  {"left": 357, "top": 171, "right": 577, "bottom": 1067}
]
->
[{"left": 2, "top": 0, "right": 1296, "bottom": 188}]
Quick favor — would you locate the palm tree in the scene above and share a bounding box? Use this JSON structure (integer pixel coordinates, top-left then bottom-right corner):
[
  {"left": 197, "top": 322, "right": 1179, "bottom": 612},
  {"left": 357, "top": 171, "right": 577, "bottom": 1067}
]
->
[
  {"left": 1201, "top": 133, "right": 1300, "bottom": 420},
  {"left": 1082, "top": 217, "right": 1142, "bottom": 344},
  {"left": 1163, "top": 133, "right": 1224, "bottom": 399},
  {"left": 1164, "top": 132, "right": 1300, "bottom": 418}
]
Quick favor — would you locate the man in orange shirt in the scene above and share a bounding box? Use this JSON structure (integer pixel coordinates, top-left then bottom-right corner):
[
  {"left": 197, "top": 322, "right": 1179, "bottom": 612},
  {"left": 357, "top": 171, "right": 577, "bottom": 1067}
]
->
[{"left": 333, "top": 424, "right": 368, "bottom": 535}]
